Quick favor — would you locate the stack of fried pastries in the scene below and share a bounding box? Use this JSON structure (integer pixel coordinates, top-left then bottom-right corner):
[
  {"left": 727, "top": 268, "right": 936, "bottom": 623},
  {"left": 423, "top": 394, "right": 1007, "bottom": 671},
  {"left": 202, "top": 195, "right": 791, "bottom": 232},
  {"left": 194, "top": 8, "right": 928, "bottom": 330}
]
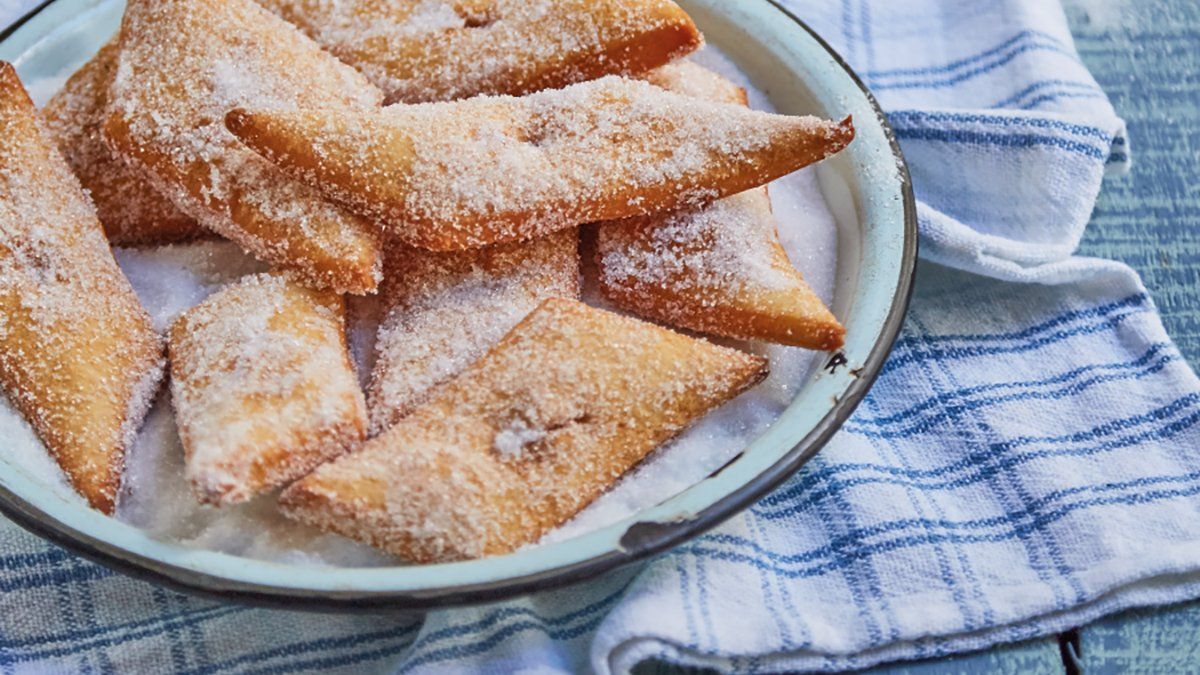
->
[{"left": 0, "top": 0, "right": 855, "bottom": 562}]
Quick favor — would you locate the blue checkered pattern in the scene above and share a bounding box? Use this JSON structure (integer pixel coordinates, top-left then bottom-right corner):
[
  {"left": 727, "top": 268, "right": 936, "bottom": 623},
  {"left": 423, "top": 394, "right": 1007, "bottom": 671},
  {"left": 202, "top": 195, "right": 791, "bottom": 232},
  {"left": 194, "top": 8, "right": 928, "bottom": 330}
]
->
[{"left": 3, "top": 0, "right": 1199, "bottom": 673}]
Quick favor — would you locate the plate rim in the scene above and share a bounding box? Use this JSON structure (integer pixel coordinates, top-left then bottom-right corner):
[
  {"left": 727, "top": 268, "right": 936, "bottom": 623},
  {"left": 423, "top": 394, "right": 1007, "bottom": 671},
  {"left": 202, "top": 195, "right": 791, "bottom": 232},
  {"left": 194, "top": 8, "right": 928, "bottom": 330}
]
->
[
  {"left": 0, "top": 0, "right": 56, "bottom": 40},
  {"left": 0, "top": 0, "right": 919, "bottom": 612}
]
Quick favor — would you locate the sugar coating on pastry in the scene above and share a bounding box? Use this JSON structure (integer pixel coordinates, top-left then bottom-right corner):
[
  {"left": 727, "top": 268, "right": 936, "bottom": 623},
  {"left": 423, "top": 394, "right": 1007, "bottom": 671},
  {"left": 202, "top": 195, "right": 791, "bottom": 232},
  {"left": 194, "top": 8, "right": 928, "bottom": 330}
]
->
[
  {"left": 0, "top": 63, "right": 164, "bottom": 513},
  {"left": 640, "top": 59, "right": 748, "bottom": 105},
  {"left": 43, "top": 40, "right": 208, "bottom": 247},
  {"left": 368, "top": 229, "right": 579, "bottom": 434},
  {"left": 104, "top": 0, "right": 385, "bottom": 293},
  {"left": 599, "top": 188, "right": 845, "bottom": 349},
  {"left": 280, "top": 298, "right": 768, "bottom": 562},
  {"left": 225, "top": 76, "right": 855, "bottom": 251},
  {"left": 597, "top": 62, "right": 846, "bottom": 350},
  {"left": 169, "top": 272, "right": 366, "bottom": 505},
  {"left": 257, "top": 0, "right": 702, "bottom": 104}
]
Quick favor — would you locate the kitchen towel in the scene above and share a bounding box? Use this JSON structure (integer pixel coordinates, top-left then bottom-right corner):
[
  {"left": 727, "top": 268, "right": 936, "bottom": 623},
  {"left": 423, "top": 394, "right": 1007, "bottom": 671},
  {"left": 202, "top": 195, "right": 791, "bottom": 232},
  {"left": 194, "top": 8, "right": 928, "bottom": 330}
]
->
[{"left": 2, "top": 0, "right": 1199, "bottom": 673}]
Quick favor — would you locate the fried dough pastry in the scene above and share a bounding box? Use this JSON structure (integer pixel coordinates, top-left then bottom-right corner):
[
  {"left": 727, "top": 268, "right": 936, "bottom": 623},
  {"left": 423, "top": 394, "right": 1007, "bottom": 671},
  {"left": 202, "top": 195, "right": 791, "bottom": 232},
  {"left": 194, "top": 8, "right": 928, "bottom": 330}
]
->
[
  {"left": 367, "top": 229, "right": 579, "bottom": 435},
  {"left": 43, "top": 41, "right": 208, "bottom": 246},
  {"left": 0, "top": 63, "right": 163, "bottom": 513},
  {"left": 225, "top": 76, "right": 856, "bottom": 251},
  {"left": 104, "top": 0, "right": 385, "bottom": 293},
  {"left": 640, "top": 59, "right": 747, "bottom": 105},
  {"left": 598, "top": 62, "right": 845, "bottom": 350},
  {"left": 257, "top": 0, "right": 702, "bottom": 104},
  {"left": 169, "top": 273, "right": 366, "bottom": 505},
  {"left": 281, "top": 298, "right": 768, "bottom": 562}
]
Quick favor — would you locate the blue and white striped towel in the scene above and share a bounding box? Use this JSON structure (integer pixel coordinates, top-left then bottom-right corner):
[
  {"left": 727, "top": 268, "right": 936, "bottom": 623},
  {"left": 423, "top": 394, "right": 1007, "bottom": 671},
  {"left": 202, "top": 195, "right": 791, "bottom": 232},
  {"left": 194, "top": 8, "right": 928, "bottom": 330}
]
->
[{"left": 3, "top": 0, "right": 1199, "bottom": 673}]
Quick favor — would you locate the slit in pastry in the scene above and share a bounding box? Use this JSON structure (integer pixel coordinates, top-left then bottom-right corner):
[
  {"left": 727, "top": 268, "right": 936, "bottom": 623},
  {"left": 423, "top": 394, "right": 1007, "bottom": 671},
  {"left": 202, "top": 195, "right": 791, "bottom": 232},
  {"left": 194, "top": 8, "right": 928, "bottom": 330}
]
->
[
  {"left": 225, "top": 75, "right": 855, "bottom": 251},
  {"left": 280, "top": 298, "right": 768, "bottom": 562}
]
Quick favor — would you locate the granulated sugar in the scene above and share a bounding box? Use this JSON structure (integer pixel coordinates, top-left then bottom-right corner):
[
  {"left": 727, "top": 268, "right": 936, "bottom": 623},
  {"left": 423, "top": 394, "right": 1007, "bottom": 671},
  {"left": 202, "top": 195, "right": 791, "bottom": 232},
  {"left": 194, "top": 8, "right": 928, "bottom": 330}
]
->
[
  {"left": 119, "top": 394, "right": 391, "bottom": 566},
  {"left": 546, "top": 48, "right": 841, "bottom": 542},
  {"left": 10, "top": 45, "right": 841, "bottom": 565},
  {"left": 255, "top": 0, "right": 701, "bottom": 103}
]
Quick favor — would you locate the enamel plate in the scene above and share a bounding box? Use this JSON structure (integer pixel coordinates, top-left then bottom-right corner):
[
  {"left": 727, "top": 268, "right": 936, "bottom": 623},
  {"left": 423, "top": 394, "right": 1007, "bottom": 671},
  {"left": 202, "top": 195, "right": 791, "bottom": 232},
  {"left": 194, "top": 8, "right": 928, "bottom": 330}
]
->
[{"left": 0, "top": 0, "right": 917, "bottom": 610}]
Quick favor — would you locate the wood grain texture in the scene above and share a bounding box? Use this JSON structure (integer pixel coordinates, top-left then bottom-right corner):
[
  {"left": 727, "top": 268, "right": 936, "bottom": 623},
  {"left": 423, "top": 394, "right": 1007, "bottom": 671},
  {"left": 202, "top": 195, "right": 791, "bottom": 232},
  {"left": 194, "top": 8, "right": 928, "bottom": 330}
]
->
[
  {"left": 1071, "top": 0, "right": 1200, "bottom": 363},
  {"left": 859, "top": 639, "right": 1065, "bottom": 674},
  {"left": 1051, "top": 1, "right": 1200, "bottom": 673},
  {"left": 1076, "top": 603, "right": 1200, "bottom": 673}
]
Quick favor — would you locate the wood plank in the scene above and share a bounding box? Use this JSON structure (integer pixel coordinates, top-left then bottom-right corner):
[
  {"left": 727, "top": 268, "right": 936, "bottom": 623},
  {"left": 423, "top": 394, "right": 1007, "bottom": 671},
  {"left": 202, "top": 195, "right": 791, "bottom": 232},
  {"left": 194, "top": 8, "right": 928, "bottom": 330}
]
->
[
  {"left": 1078, "top": 603, "right": 1200, "bottom": 673},
  {"left": 1065, "top": 0, "right": 1200, "bottom": 671},
  {"left": 860, "top": 640, "right": 1064, "bottom": 674},
  {"left": 1068, "top": 0, "right": 1200, "bottom": 367}
]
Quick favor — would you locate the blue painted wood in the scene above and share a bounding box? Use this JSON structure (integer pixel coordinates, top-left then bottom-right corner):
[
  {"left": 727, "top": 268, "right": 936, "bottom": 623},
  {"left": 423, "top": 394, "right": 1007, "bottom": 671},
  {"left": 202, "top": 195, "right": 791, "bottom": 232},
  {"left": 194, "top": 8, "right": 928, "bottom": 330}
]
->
[
  {"left": 1065, "top": 0, "right": 1200, "bottom": 669},
  {"left": 1078, "top": 603, "right": 1200, "bottom": 673},
  {"left": 859, "top": 640, "right": 1065, "bottom": 674},
  {"left": 1071, "top": 0, "right": 1200, "bottom": 364}
]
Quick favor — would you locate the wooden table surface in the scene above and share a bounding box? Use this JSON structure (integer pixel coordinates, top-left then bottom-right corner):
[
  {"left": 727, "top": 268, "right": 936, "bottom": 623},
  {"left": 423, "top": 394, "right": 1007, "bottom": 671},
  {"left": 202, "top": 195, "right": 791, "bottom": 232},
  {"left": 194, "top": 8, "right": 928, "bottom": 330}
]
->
[
  {"left": 0, "top": 0, "right": 1194, "bottom": 672},
  {"left": 865, "top": 0, "right": 1200, "bottom": 672}
]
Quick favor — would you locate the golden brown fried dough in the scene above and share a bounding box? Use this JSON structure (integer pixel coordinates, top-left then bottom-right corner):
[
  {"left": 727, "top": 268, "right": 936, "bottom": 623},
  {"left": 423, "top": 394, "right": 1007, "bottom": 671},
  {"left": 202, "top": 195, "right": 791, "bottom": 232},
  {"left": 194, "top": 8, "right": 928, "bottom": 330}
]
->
[
  {"left": 226, "top": 76, "right": 855, "bottom": 251},
  {"left": 597, "top": 62, "right": 845, "bottom": 350},
  {"left": 640, "top": 59, "right": 747, "bottom": 105},
  {"left": 599, "top": 189, "right": 844, "bottom": 349},
  {"left": 104, "top": 0, "right": 385, "bottom": 293},
  {"left": 0, "top": 63, "right": 163, "bottom": 513},
  {"left": 169, "top": 273, "right": 366, "bottom": 505},
  {"left": 43, "top": 41, "right": 208, "bottom": 246},
  {"left": 367, "top": 229, "right": 579, "bottom": 435},
  {"left": 280, "top": 298, "right": 768, "bottom": 562},
  {"left": 257, "top": 0, "right": 702, "bottom": 104}
]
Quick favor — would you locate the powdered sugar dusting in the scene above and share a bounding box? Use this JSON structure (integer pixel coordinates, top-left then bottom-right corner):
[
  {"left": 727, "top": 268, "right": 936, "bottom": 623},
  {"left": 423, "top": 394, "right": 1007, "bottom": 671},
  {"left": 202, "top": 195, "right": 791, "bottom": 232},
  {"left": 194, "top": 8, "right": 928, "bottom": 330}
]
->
[
  {"left": 600, "top": 191, "right": 795, "bottom": 293},
  {"left": 595, "top": 60, "right": 844, "bottom": 350},
  {"left": 548, "top": 50, "right": 844, "bottom": 541},
  {"left": 12, "top": 39, "right": 844, "bottom": 564},
  {"left": 283, "top": 299, "right": 768, "bottom": 562},
  {"left": 114, "top": 240, "right": 268, "bottom": 332},
  {"left": 118, "top": 396, "right": 393, "bottom": 566},
  {"left": 92, "top": 242, "right": 389, "bottom": 563},
  {"left": 42, "top": 40, "right": 207, "bottom": 246},
  {"left": 0, "top": 64, "right": 164, "bottom": 512}
]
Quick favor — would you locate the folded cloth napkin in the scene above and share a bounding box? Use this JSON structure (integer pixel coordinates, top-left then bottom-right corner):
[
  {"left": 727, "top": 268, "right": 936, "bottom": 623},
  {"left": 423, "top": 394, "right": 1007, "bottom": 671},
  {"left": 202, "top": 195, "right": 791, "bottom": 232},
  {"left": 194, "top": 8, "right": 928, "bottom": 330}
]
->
[{"left": 2, "top": 0, "right": 1199, "bottom": 673}]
